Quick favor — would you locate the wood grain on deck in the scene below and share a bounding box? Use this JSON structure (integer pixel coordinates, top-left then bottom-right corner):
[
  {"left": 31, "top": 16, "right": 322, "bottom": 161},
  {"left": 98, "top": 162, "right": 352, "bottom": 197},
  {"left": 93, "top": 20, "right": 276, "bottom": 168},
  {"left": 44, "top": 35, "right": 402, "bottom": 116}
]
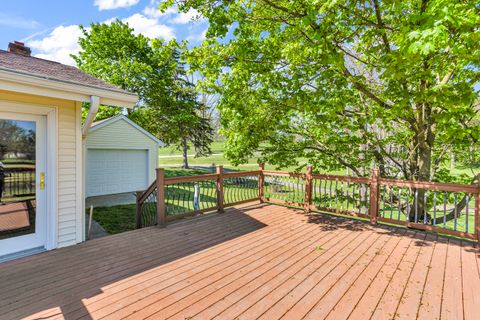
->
[{"left": 0, "top": 203, "right": 478, "bottom": 320}]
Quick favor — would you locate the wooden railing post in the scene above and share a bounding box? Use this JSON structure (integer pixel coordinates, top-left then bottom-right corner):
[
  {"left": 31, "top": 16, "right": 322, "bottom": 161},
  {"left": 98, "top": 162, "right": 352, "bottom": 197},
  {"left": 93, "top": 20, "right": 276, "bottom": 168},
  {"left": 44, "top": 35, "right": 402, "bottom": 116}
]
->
[
  {"left": 135, "top": 191, "right": 143, "bottom": 229},
  {"left": 216, "top": 165, "right": 224, "bottom": 213},
  {"left": 304, "top": 165, "right": 313, "bottom": 212},
  {"left": 156, "top": 168, "right": 166, "bottom": 227},
  {"left": 476, "top": 179, "right": 480, "bottom": 242},
  {"left": 368, "top": 168, "right": 380, "bottom": 224},
  {"left": 258, "top": 163, "right": 265, "bottom": 202}
]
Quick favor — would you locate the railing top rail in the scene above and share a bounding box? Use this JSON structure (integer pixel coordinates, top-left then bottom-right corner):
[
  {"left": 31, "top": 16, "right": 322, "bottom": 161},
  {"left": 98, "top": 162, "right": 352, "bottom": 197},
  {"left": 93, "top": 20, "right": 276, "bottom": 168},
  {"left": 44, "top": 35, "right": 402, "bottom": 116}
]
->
[
  {"left": 164, "top": 173, "right": 219, "bottom": 184},
  {"left": 137, "top": 180, "right": 157, "bottom": 204},
  {"left": 262, "top": 170, "right": 304, "bottom": 178},
  {"left": 312, "top": 174, "right": 370, "bottom": 184},
  {"left": 379, "top": 178, "right": 478, "bottom": 193},
  {"left": 223, "top": 170, "right": 261, "bottom": 178}
]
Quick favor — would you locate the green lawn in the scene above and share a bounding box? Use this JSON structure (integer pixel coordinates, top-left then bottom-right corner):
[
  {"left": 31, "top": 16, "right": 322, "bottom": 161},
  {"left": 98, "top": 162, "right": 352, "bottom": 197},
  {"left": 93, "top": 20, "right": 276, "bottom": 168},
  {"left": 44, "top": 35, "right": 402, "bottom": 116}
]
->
[
  {"left": 90, "top": 204, "right": 136, "bottom": 234},
  {"left": 157, "top": 140, "right": 312, "bottom": 172},
  {"left": 158, "top": 141, "right": 227, "bottom": 156}
]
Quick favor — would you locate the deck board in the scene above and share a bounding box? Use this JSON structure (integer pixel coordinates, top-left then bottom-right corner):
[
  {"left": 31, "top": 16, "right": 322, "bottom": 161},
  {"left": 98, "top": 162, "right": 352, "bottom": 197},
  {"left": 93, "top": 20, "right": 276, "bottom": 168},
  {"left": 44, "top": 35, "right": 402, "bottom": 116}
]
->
[{"left": 0, "top": 203, "right": 478, "bottom": 320}]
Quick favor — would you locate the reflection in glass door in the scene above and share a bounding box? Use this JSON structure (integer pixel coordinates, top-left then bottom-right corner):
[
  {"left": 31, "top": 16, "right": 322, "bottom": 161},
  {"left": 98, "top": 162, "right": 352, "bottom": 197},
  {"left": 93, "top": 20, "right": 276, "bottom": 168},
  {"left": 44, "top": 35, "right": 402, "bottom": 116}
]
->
[
  {"left": 0, "top": 113, "right": 46, "bottom": 256},
  {"left": 0, "top": 119, "right": 36, "bottom": 239}
]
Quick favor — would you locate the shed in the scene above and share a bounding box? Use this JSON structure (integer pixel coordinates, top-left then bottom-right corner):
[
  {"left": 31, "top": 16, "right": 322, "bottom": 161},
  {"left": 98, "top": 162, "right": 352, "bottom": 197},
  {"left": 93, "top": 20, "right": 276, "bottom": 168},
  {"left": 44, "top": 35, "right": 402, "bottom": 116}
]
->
[{"left": 85, "top": 115, "right": 163, "bottom": 197}]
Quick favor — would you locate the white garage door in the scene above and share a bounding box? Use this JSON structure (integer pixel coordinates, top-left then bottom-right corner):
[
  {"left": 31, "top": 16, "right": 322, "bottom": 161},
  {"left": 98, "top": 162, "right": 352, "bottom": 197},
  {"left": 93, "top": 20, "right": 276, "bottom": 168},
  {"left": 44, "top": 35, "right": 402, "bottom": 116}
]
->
[{"left": 86, "top": 149, "right": 149, "bottom": 197}]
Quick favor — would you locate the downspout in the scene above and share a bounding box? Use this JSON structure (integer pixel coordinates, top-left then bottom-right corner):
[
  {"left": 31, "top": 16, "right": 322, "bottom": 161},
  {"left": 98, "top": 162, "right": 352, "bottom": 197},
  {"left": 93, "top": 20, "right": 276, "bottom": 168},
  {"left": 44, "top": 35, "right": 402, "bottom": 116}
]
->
[
  {"left": 81, "top": 95, "right": 99, "bottom": 242},
  {"left": 82, "top": 96, "right": 100, "bottom": 137}
]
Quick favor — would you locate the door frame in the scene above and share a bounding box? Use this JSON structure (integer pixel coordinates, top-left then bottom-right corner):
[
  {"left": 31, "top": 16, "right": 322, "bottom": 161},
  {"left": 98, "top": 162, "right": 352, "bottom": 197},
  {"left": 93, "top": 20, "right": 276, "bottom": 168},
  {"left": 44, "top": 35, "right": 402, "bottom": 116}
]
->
[{"left": 0, "top": 100, "right": 58, "bottom": 251}]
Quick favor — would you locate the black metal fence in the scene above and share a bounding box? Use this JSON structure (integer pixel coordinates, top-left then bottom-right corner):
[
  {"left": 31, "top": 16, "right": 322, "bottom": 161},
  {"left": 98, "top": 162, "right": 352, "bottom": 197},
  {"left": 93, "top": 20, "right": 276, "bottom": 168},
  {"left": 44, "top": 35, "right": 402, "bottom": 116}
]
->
[{"left": 1, "top": 167, "right": 36, "bottom": 201}]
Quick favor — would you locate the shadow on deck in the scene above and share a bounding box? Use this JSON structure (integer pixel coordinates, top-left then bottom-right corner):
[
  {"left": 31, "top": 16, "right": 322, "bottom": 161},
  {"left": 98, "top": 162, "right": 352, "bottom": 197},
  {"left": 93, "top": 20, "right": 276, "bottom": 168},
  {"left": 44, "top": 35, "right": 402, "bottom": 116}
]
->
[{"left": 0, "top": 203, "right": 478, "bottom": 320}]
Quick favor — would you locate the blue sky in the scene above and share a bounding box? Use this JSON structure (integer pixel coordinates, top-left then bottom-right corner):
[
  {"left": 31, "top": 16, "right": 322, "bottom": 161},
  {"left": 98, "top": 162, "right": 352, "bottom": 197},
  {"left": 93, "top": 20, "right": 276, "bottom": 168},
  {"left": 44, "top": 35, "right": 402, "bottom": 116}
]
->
[{"left": 0, "top": 0, "right": 208, "bottom": 65}]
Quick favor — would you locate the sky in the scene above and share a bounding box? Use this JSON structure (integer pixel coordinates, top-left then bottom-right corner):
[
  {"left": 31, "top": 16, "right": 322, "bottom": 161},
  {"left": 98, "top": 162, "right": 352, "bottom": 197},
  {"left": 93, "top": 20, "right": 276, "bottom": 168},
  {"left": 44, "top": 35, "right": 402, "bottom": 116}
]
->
[{"left": 0, "top": 0, "right": 208, "bottom": 66}]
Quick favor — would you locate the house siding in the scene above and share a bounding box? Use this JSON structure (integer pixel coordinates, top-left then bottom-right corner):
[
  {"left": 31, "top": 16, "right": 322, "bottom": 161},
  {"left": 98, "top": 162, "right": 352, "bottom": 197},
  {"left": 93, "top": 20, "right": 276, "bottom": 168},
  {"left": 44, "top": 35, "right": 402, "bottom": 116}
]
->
[
  {"left": 0, "top": 90, "right": 83, "bottom": 248},
  {"left": 86, "top": 118, "right": 159, "bottom": 183}
]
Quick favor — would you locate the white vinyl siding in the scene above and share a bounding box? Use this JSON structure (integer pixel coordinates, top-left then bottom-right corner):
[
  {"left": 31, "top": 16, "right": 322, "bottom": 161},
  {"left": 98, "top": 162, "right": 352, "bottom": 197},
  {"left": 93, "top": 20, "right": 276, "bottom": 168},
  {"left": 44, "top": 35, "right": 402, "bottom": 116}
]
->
[
  {"left": 56, "top": 101, "right": 81, "bottom": 247},
  {"left": 86, "top": 118, "right": 158, "bottom": 184}
]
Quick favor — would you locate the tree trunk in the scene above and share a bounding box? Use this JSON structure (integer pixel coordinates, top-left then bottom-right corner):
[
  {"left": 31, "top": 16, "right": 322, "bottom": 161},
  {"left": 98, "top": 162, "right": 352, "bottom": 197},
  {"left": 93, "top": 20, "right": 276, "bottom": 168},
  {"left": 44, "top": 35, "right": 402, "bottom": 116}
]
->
[
  {"left": 182, "top": 137, "right": 189, "bottom": 169},
  {"left": 409, "top": 104, "right": 434, "bottom": 222}
]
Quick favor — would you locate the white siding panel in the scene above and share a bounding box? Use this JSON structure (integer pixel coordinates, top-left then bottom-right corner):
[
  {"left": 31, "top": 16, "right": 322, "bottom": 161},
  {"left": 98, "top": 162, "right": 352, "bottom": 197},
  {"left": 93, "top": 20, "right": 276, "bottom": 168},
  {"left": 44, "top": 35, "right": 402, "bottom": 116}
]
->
[{"left": 57, "top": 103, "right": 80, "bottom": 248}]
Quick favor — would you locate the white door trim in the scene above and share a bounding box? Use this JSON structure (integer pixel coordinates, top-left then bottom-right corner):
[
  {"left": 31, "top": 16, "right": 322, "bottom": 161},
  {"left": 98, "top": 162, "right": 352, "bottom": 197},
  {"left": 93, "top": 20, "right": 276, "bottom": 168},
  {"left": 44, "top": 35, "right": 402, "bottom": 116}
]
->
[{"left": 0, "top": 100, "right": 58, "bottom": 251}]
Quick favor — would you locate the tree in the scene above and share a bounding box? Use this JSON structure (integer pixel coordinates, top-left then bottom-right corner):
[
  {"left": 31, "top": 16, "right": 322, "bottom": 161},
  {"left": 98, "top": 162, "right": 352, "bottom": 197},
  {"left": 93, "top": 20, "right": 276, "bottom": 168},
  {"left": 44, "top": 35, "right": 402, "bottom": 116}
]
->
[
  {"left": 73, "top": 20, "right": 213, "bottom": 168},
  {"left": 161, "top": 0, "right": 479, "bottom": 220}
]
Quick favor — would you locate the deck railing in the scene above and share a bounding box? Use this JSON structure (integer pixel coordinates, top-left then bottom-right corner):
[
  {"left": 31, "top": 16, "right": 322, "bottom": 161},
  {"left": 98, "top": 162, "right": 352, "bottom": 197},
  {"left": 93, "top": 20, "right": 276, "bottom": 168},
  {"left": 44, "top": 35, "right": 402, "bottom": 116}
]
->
[{"left": 136, "top": 165, "right": 480, "bottom": 241}]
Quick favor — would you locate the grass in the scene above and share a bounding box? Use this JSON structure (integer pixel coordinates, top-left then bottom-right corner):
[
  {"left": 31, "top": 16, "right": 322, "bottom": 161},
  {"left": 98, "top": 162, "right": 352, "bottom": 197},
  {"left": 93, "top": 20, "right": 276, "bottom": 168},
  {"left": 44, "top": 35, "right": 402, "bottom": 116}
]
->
[
  {"left": 90, "top": 204, "right": 136, "bottom": 235},
  {"left": 157, "top": 140, "right": 312, "bottom": 172},
  {"left": 158, "top": 141, "right": 227, "bottom": 156}
]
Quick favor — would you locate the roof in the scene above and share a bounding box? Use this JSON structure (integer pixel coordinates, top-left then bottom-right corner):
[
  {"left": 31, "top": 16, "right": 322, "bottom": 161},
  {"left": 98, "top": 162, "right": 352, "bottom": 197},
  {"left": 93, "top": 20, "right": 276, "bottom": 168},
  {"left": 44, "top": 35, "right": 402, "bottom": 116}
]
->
[
  {"left": 0, "top": 50, "right": 131, "bottom": 94},
  {"left": 0, "top": 50, "right": 138, "bottom": 108},
  {"left": 89, "top": 114, "right": 164, "bottom": 146}
]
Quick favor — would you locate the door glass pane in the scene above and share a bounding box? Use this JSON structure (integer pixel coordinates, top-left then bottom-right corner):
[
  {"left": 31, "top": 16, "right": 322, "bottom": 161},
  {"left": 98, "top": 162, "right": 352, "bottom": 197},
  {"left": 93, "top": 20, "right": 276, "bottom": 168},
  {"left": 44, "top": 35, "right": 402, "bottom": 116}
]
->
[{"left": 0, "top": 119, "right": 36, "bottom": 240}]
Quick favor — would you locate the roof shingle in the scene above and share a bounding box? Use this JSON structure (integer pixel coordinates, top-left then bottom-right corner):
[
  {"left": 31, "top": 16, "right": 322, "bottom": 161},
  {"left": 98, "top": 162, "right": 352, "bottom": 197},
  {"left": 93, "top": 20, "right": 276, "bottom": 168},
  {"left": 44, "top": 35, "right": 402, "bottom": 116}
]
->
[{"left": 0, "top": 49, "right": 132, "bottom": 95}]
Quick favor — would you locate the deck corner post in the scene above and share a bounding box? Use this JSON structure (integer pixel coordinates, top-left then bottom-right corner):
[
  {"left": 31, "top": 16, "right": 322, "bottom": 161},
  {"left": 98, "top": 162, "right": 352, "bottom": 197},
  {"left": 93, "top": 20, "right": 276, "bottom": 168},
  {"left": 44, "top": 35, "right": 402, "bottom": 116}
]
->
[
  {"left": 258, "top": 163, "right": 265, "bottom": 202},
  {"left": 216, "top": 165, "right": 224, "bottom": 213},
  {"left": 475, "top": 178, "right": 480, "bottom": 242},
  {"left": 368, "top": 168, "right": 380, "bottom": 225},
  {"left": 156, "top": 168, "right": 166, "bottom": 227},
  {"left": 304, "top": 165, "right": 313, "bottom": 213},
  {"left": 135, "top": 191, "right": 143, "bottom": 229}
]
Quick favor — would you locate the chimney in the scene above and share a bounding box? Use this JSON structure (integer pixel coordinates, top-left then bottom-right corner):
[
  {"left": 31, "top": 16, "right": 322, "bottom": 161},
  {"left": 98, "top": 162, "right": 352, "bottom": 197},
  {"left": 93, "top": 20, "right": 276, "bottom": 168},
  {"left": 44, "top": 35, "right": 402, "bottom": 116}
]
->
[{"left": 8, "top": 41, "right": 31, "bottom": 56}]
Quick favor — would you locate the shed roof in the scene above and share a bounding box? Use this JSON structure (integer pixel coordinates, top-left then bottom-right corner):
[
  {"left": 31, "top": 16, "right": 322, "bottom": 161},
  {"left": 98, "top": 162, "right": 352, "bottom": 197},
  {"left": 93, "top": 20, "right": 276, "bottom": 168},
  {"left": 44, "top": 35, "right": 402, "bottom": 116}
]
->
[{"left": 89, "top": 115, "right": 164, "bottom": 146}]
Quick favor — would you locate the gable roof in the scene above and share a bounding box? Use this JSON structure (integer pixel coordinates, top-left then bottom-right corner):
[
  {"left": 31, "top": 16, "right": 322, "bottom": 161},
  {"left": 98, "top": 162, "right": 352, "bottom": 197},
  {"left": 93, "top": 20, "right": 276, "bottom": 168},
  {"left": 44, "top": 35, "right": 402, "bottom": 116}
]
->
[
  {"left": 0, "top": 50, "right": 128, "bottom": 93},
  {"left": 0, "top": 50, "right": 138, "bottom": 108},
  {"left": 89, "top": 115, "right": 164, "bottom": 146}
]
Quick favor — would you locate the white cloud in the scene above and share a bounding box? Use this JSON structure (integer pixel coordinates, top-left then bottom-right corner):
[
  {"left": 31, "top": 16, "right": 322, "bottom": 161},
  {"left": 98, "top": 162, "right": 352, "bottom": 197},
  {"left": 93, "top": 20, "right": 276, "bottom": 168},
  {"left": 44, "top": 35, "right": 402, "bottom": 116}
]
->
[
  {"left": 123, "top": 13, "right": 175, "bottom": 40},
  {"left": 143, "top": 2, "right": 204, "bottom": 24},
  {"left": 170, "top": 9, "right": 203, "bottom": 24},
  {"left": 187, "top": 29, "right": 207, "bottom": 43},
  {"left": 94, "top": 0, "right": 140, "bottom": 11},
  {"left": 28, "top": 11, "right": 176, "bottom": 66},
  {"left": 29, "top": 25, "right": 83, "bottom": 65},
  {"left": 142, "top": 5, "right": 177, "bottom": 18}
]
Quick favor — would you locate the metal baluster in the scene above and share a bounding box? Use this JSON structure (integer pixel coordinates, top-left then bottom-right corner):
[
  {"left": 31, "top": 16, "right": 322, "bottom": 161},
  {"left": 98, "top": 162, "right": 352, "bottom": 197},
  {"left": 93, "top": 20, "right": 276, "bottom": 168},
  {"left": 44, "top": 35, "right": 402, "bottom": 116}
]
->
[
  {"left": 423, "top": 190, "right": 427, "bottom": 224},
  {"left": 358, "top": 183, "right": 362, "bottom": 215},
  {"left": 335, "top": 180, "right": 339, "bottom": 211},
  {"left": 329, "top": 180, "right": 333, "bottom": 209},
  {"left": 433, "top": 192, "right": 437, "bottom": 226},
  {"left": 406, "top": 188, "right": 411, "bottom": 221},
  {"left": 382, "top": 186, "right": 387, "bottom": 218},
  {"left": 339, "top": 181, "right": 343, "bottom": 212},
  {"left": 454, "top": 193, "right": 458, "bottom": 231},
  {"left": 397, "top": 188, "right": 402, "bottom": 221},
  {"left": 443, "top": 191, "right": 447, "bottom": 228},
  {"left": 465, "top": 194, "right": 469, "bottom": 233},
  {"left": 390, "top": 186, "right": 394, "bottom": 219},
  {"left": 346, "top": 181, "right": 350, "bottom": 213},
  {"left": 414, "top": 189, "right": 418, "bottom": 223}
]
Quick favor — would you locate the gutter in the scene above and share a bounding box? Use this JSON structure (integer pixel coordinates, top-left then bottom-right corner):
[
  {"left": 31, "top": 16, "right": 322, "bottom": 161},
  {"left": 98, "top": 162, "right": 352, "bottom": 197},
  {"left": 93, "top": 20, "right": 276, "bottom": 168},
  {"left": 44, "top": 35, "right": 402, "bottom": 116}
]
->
[{"left": 82, "top": 96, "right": 100, "bottom": 137}]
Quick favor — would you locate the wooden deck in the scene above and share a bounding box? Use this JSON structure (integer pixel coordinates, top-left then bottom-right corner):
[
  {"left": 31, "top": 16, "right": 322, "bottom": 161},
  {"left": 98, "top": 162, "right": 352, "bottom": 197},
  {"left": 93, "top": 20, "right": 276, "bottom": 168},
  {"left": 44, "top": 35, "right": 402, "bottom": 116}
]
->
[{"left": 0, "top": 203, "right": 479, "bottom": 320}]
